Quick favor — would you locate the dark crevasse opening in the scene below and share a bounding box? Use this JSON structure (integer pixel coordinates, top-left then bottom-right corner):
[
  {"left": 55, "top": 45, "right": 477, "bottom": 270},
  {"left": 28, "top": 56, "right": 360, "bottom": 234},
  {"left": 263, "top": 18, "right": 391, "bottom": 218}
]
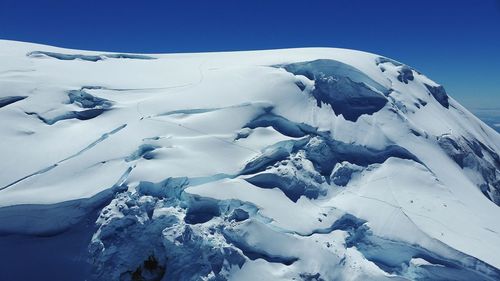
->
[
  {"left": 245, "top": 112, "right": 316, "bottom": 138},
  {"left": 184, "top": 201, "right": 221, "bottom": 225},
  {"left": 120, "top": 255, "right": 166, "bottom": 281},
  {"left": 245, "top": 172, "right": 323, "bottom": 202},
  {"left": 330, "top": 162, "right": 363, "bottom": 187},
  {"left": 26, "top": 109, "right": 108, "bottom": 125},
  {"left": 0, "top": 96, "right": 27, "bottom": 108}
]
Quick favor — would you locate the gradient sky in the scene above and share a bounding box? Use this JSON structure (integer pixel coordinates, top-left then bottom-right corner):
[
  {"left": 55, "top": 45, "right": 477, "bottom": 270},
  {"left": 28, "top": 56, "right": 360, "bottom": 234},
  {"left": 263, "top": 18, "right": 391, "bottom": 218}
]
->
[{"left": 0, "top": 0, "right": 499, "bottom": 110}]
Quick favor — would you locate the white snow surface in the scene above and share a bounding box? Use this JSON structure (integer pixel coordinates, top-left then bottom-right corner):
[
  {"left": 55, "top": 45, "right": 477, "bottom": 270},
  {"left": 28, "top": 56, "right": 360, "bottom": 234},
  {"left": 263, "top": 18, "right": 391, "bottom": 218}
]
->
[{"left": 0, "top": 40, "right": 499, "bottom": 281}]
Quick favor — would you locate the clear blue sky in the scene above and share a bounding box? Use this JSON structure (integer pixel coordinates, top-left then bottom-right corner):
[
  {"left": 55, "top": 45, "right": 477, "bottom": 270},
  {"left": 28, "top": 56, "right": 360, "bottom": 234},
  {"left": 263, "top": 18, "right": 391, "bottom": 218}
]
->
[{"left": 0, "top": 0, "right": 499, "bottom": 109}]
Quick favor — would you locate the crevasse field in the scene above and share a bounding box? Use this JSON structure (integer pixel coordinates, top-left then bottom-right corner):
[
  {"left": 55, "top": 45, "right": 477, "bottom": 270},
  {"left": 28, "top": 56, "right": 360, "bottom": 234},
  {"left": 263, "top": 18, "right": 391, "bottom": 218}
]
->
[{"left": 0, "top": 40, "right": 499, "bottom": 281}]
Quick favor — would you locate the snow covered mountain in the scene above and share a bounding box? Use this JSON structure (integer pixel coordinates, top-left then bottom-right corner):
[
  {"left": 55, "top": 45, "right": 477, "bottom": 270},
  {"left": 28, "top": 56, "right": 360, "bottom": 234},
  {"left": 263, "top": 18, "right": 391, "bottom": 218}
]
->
[{"left": 0, "top": 40, "right": 499, "bottom": 281}]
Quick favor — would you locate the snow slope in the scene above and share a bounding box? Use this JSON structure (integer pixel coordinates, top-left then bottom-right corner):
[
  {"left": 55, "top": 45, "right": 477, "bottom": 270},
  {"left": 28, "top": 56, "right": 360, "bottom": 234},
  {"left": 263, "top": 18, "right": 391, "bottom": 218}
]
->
[{"left": 0, "top": 40, "right": 499, "bottom": 281}]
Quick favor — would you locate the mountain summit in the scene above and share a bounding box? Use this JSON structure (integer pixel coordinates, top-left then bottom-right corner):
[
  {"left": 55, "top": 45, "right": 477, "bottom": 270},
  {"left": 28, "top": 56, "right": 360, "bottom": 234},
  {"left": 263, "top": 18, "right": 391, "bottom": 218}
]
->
[{"left": 0, "top": 40, "right": 499, "bottom": 281}]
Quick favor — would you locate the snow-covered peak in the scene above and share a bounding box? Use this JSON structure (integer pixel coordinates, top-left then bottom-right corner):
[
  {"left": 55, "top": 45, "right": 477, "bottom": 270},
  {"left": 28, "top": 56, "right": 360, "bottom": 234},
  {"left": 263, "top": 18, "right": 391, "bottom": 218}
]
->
[{"left": 0, "top": 40, "right": 499, "bottom": 281}]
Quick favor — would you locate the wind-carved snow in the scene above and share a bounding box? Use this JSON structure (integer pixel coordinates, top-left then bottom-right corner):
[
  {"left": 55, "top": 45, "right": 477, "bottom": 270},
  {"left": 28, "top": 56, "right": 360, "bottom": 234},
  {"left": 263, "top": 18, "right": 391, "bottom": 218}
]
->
[
  {"left": 23, "top": 88, "right": 114, "bottom": 125},
  {"left": 281, "top": 59, "right": 389, "bottom": 122},
  {"left": 376, "top": 57, "right": 450, "bottom": 108},
  {"left": 0, "top": 40, "right": 499, "bottom": 281},
  {"left": 67, "top": 89, "right": 113, "bottom": 109},
  {"left": 437, "top": 134, "right": 500, "bottom": 204},
  {"left": 27, "top": 50, "right": 156, "bottom": 61}
]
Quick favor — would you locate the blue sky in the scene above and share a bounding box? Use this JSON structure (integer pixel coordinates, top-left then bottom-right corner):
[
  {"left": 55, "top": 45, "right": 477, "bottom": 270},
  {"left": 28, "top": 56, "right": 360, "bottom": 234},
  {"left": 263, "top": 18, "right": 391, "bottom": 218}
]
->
[{"left": 0, "top": 0, "right": 499, "bottom": 111}]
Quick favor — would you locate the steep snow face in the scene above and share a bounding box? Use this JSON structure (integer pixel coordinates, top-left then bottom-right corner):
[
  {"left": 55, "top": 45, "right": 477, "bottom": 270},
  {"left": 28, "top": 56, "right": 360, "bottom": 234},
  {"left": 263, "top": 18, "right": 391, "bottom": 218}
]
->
[{"left": 0, "top": 40, "right": 499, "bottom": 281}]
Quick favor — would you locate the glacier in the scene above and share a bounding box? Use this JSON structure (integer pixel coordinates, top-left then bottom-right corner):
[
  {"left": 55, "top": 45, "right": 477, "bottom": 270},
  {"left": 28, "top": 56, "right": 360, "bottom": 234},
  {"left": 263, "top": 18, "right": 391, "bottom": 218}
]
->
[{"left": 0, "top": 40, "right": 499, "bottom": 281}]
